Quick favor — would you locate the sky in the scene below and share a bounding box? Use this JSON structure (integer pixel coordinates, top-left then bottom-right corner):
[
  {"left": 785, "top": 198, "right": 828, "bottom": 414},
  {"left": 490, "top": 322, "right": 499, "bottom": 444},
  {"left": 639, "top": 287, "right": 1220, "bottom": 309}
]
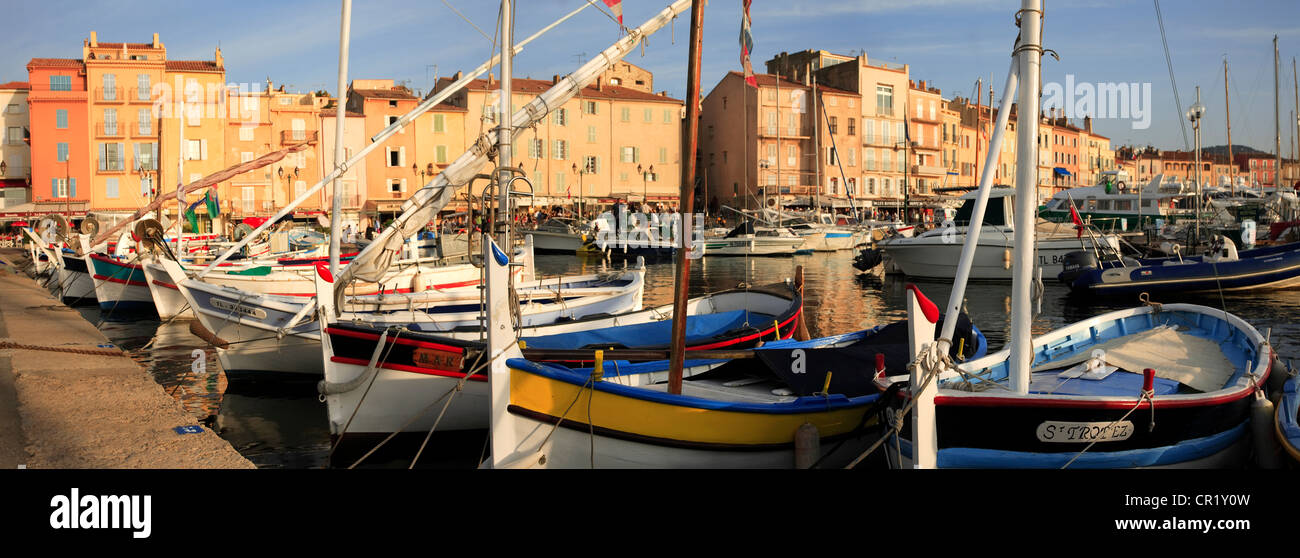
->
[{"left": 3, "top": 0, "right": 1299, "bottom": 154}]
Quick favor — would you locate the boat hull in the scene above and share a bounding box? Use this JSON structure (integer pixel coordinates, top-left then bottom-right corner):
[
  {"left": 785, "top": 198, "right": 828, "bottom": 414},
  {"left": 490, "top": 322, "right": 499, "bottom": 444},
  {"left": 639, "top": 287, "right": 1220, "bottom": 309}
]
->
[
  {"left": 881, "top": 233, "right": 1118, "bottom": 280},
  {"left": 88, "top": 253, "right": 155, "bottom": 315},
  {"left": 54, "top": 253, "right": 97, "bottom": 306}
]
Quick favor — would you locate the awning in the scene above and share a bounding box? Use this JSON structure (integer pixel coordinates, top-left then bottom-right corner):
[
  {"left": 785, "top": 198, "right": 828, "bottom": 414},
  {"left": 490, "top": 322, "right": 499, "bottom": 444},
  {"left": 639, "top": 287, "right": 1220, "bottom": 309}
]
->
[{"left": 1054, "top": 167, "right": 1072, "bottom": 177}]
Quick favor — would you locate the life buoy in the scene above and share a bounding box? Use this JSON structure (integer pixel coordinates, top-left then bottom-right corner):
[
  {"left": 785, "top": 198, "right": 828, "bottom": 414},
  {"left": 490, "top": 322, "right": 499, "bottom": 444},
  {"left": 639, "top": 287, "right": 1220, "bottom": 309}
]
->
[{"left": 1116, "top": 181, "right": 1126, "bottom": 193}]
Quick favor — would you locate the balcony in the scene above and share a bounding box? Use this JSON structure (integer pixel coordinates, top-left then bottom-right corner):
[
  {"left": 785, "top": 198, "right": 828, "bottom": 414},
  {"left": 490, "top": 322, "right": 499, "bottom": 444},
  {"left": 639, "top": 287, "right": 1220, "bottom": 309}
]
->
[
  {"left": 758, "top": 127, "right": 814, "bottom": 139},
  {"left": 912, "top": 164, "right": 947, "bottom": 177},
  {"left": 281, "top": 130, "right": 319, "bottom": 145},
  {"left": 96, "top": 157, "right": 128, "bottom": 173},
  {"left": 131, "top": 125, "right": 155, "bottom": 138},
  {"left": 95, "top": 123, "right": 123, "bottom": 138},
  {"left": 95, "top": 87, "right": 125, "bottom": 103},
  {"left": 127, "top": 88, "right": 153, "bottom": 103}
]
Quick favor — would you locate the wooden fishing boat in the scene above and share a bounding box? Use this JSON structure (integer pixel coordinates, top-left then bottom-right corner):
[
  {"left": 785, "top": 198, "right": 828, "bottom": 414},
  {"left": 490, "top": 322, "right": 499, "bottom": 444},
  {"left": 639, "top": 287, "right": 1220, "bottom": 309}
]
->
[{"left": 1278, "top": 367, "right": 1300, "bottom": 465}]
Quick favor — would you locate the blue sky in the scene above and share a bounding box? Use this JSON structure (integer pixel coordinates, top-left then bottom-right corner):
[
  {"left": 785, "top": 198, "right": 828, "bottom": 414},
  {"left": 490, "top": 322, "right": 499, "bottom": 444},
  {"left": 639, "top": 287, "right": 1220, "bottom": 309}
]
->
[{"left": 3, "top": 0, "right": 1298, "bottom": 153}]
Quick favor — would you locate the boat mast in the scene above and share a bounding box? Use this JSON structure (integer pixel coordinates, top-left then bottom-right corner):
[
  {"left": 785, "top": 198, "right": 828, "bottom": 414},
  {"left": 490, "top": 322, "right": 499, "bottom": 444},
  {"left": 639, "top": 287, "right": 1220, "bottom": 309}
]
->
[
  {"left": 1225, "top": 56, "right": 1234, "bottom": 195},
  {"left": 498, "top": 2, "right": 513, "bottom": 250},
  {"left": 1008, "top": 0, "right": 1043, "bottom": 393},
  {"left": 668, "top": 0, "right": 705, "bottom": 395},
  {"left": 1276, "top": 36, "right": 1282, "bottom": 191},
  {"left": 177, "top": 96, "right": 185, "bottom": 250},
  {"left": 329, "top": 0, "right": 352, "bottom": 277},
  {"left": 488, "top": 0, "right": 516, "bottom": 463}
]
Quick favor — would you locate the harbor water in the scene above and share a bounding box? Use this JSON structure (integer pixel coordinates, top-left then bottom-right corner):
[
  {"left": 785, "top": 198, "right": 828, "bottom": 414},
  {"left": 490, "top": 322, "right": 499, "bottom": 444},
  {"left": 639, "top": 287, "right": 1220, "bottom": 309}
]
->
[{"left": 84, "top": 251, "right": 1300, "bottom": 468}]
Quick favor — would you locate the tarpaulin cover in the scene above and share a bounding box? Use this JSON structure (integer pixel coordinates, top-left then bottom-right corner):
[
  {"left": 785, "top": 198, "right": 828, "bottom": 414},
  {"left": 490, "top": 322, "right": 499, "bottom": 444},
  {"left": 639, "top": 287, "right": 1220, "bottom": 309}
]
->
[
  {"left": 754, "top": 314, "right": 978, "bottom": 397},
  {"left": 521, "top": 309, "right": 770, "bottom": 350}
]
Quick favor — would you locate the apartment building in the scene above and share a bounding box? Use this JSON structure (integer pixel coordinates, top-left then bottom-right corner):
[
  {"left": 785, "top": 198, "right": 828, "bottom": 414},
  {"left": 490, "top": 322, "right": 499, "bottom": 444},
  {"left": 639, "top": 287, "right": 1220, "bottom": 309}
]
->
[{"left": 1, "top": 81, "right": 30, "bottom": 209}]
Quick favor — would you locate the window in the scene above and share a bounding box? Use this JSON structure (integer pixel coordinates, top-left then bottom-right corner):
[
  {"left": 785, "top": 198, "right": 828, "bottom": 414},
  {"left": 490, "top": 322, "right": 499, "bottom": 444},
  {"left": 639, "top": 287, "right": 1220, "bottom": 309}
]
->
[
  {"left": 137, "top": 74, "right": 150, "bottom": 101},
  {"left": 663, "top": 109, "right": 672, "bottom": 124},
  {"left": 186, "top": 139, "right": 206, "bottom": 161},
  {"left": 56, "top": 143, "right": 69, "bottom": 162},
  {"left": 55, "top": 110, "right": 68, "bottom": 129},
  {"left": 137, "top": 109, "right": 151, "bottom": 135},
  {"left": 828, "top": 147, "right": 838, "bottom": 166},
  {"left": 102, "top": 74, "right": 116, "bottom": 100},
  {"left": 5, "top": 103, "right": 21, "bottom": 114},
  {"left": 766, "top": 112, "right": 778, "bottom": 135},
  {"left": 436, "top": 145, "right": 447, "bottom": 164},
  {"left": 140, "top": 176, "right": 152, "bottom": 196},
  {"left": 929, "top": 101, "right": 935, "bottom": 121},
  {"left": 6, "top": 127, "right": 20, "bottom": 144},
  {"left": 583, "top": 101, "right": 598, "bottom": 115},
  {"left": 387, "top": 115, "right": 399, "bottom": 130},
  {"left": 53, "top": 178, "right": 68, "bottom": 198},
  {"left": 239, "top": 126, "right": 255, "bottom": 141},
  {"left": 868, "top": 177, "right": 876, "bottom": 195},
  {"left": 241, "top": 152, "right": 254, "bottom": 163},
  {"left": 134, "top": 143, "right": 157, "bottom": 170},
  {"left": 620, "top": 172, "right": 629, "bottom": 182},
  {"left": 829, "top": 116, "right": 838, "bottom": 135},
  {"left": 553, "top": 108, "right": 567, "bottom": 126},
  {"left": 876, "top": 85, "right": 893, "bottom": 116},
  {"left": 105, "top": 178, "right": 119, "bottom": 199},
  {"left": 554, "top": 172, "right": 565, "bottom": 191},
  {"left": 864, "top": 120, "right": 875, "bottom": 143},
  {"left": 583, "top": 155, "right": 599, "bottom": 174},
  {"left": 621, "top": 146, "right": 640, "bottom": 163},
  {"left": 553, "top": 140, "right": 568, "bottom": 160},
  {"left": 765, "top": 88, "right": 777, "bottom": 102},
  {"left": 528, "top": 138, "right": 544, "bottom": 159},
  {"left": 897, "top": 150, "right": 905, "bottom": 173},
  {"left": 388, "top": 100, "right": 397, "bottom": 108},
  {"left": 294, "top": 180, "right": 306, "bottom": 199},
  {"left": 643, "top": 108, "right": 652, "bottom": 122},
  {"left": 848, "top": 118, "right": 856, "bottom": 136},
  {"left": 587, "top": 125, "right": 597, "bottom": 143},
  {"left": 433, "top": 114, "right": 445, "bottom": 133},
  {"left": 387, "top": 147, "right": 403, "bottom": 167},
  {"left": 291, "top": 119, "right": 306, "bottom": 140},
  {"left": 98, "top": 143, "right": 125, "bottom": 171},
  {"left": 389, "top": 178, "right": 406, "bottom": 193},
  {"left": 49, "top": 76, "right": 71, "bottom": 91},
  {"left": 881, "top": 120, "right": 891, "bottom": 144},
  {"left": 621, "top": 107, "right": 630, "bottom": 122},
  {"left": 847, "top": 148, "right": 856, "bottom": 167},
  {"left": 242, "top": 186, "right": 256, "bottom": 213},
  {"left": 103, "top": 108, "right": 117, "bottom": 135},
  {"left": 787, "top": 145, "right": 797, "bottom": 166},
  {"left": 659, "top": 147, "right": 667, "bottom": 164},
  {"left": 865, "top": 148, "right": 876, "bottom": 171}
]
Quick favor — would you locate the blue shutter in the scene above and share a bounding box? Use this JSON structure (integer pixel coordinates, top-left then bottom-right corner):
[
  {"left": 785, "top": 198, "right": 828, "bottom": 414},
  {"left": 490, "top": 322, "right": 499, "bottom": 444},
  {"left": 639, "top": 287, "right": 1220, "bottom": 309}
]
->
[
  {"left": 69, "top": 178, "right": 76, "bottom": 199},
  {"left": 56, "top": 110, "right": 67, "bottom": 129},
  {"left": 106, "top": 178, "right": 118, "bottom": 199},
  {"left": 51, "top": 178, "right": 58, "bottom": 196}
]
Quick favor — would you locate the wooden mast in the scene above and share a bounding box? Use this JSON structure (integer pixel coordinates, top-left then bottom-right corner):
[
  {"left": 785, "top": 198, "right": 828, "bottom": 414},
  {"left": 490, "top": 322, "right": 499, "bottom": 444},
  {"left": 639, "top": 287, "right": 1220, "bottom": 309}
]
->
[
  {"left": 668, "top": 0, "right": 705, "bottom": 395},
  {"left": 1225, "top": 57, "right": 1234, "bottom": 195}
]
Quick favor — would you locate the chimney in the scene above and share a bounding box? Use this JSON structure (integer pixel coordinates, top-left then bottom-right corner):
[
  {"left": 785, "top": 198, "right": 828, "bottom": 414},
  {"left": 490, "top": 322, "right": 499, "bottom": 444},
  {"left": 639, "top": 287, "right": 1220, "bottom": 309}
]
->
[
  {"left": 152, "top": 33, "right": 160, "bottom": 48},
  {"left": 89, "top": 31, "right": 98, "bottom": 47},
  {"left": 488, "top": 72, "right": 494, "bottom": 86},
  {"left": 214, "top": 45, "right": 224, "bottom": 68},
  {"left": 1084, "top": 115, "right": 1093, "bottom": 133},
  {"left": 552, "top": 74, "right": 560, "bottom": 85}
]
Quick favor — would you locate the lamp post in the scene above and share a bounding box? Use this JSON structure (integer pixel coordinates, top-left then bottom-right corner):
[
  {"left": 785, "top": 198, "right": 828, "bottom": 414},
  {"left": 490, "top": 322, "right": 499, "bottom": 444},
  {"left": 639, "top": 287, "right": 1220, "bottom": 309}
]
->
[
  {"left": 571, "top": 162, "right": 587, "bottom": 220},
  {"left": 637, "top": 163, "right": 654, "bottom": 210}
]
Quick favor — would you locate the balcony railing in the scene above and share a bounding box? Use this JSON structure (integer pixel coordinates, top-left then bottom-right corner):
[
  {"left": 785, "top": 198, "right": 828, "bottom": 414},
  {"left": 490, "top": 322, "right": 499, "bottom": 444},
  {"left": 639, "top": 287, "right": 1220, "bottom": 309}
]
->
[
  {"left": 281, "top": 130, "right": 319, "bottom": 144},
  {"left": 132, "top": 124, "right": 154, "bottom": 138},
  {"left": 758, "top": 127, "right": 814, "bottom": 138},
  {"left": 96, "top": 157, "right": 128, "bottom": 172},
  {"left": 95, "top": 123, "right": 123, "bottom": 138},
  {"left": 912, "top": 164, "right": 947, "bottom": 176},
  {"left": 127, "top": 88, "right": 153, "bottom": 103},
  {"left": 95, "top": 87, "right": 125, "bottom": 102}
]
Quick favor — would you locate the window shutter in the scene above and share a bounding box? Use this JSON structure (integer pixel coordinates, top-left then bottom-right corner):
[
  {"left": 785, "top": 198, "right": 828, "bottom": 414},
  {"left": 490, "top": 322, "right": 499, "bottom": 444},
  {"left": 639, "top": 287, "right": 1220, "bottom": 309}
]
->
[
  {"left": 200, "top": 139, "right": 208, "bottom": 160},
  {"left": 51, "top": 178, "right": 58, "bottom": 195},
  {"left": 400, "top": 178, "right": 407, "bottom": 193},
  {"left": 70, "top": 178, "right": 76, "bottom": 199},
  {"left": 399, "top": 146, "right": 406, "bottom": 167}
]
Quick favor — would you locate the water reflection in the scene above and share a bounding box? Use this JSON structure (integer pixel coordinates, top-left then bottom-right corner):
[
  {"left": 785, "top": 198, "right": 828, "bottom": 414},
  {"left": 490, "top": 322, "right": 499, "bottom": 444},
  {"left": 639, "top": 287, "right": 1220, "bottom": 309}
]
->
[{"left": 75, "top": 250, "right": 1300, "bottom": 468}]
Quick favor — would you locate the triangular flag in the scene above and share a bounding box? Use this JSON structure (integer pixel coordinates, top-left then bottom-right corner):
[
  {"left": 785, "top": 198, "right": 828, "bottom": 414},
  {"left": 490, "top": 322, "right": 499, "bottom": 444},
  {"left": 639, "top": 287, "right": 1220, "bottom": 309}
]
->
[{"left": 603, "top": 0, "right": 623, "bottom": 26}]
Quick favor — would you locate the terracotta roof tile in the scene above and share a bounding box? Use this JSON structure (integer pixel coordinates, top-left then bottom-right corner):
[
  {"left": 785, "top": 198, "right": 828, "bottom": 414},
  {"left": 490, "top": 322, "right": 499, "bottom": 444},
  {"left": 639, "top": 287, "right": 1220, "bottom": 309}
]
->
[
  {"left": 27, "top": 58, "right": 84, "bottom": 68},
  {"left": 319, "top": 109, "right": 366, "bottom": 118},
  {"left": 165, "top": 60, "right": 221, "bottom": 72},
  {"left": 0, "top": 81, "right": 30, "bottom": 90},
  {"left": 464, "top": 77, "right": 683, "bottom": 103},
  {"left": 724, "top": 71, "right": 856, "bottom": 96},
  {"left": 354, "top": 88, "right": 417, "bottom": 100}
]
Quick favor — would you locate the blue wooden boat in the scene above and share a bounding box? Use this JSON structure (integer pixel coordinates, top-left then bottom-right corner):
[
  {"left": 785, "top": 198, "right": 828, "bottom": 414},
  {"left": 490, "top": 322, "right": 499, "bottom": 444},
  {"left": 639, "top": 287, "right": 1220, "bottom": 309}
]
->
[
  {"left": 881, "top": 303, "right": 1280, "bottom": 468},
  {"left": 1278, "top": 369, "right": 1300, "bottom": 466},
  {"left": 1063, "top": 238, "right": 1300, "bottom": 297}
]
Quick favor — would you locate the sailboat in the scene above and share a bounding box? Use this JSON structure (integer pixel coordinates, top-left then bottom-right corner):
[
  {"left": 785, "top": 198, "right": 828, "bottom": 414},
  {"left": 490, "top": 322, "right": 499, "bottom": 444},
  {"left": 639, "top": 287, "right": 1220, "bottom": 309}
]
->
[
  {"left": 480, "top": 1, "right": 992, "bottom": 469},
  {"left": 879, "top": 0, "right": 1286, "bottom": 469}
]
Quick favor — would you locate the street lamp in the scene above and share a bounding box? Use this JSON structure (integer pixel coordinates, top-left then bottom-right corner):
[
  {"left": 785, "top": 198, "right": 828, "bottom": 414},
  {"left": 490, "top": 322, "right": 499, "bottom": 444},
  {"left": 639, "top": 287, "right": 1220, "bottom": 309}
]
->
[
  {"left": 571, "top": 162, "right": 587, "bottom": 220},
  {"left": 637, "top": 163, "right": 654, "bottom": 210}
]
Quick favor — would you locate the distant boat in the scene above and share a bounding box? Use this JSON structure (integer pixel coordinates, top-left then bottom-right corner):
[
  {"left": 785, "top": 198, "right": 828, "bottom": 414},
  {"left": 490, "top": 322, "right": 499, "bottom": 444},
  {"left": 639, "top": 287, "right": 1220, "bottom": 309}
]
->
[
  {"left": 525, "top": 217, "right": 587, "bottom": 254},
  {"left": 702, "top": 222, "right": 806, "bottom": 257},
  {"left": 877, "top": 187, "right": 1122, "bottom": 280},
  {"left": 1062, "top": 236, "right": 1300, "bottom": 297},
  {"left": 1040, "top": 171, "right": 1197, "bottom": 231}
]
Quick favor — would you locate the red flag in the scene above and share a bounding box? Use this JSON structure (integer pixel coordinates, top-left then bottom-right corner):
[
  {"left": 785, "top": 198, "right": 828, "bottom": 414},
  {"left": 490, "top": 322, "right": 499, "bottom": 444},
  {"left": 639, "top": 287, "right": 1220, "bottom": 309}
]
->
[
  {"left": 740, "top": 0, "right": 756, "bottom": 87},
  {"left": 1070, "top": 203, "right": 1083, "bottom": 238},
  {"left": 603, "top": 0, "right": 623, "bottom": 26}
]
